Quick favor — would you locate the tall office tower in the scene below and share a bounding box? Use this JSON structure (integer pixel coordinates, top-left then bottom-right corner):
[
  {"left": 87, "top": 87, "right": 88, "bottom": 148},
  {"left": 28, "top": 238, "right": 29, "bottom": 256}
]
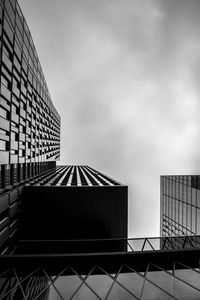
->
[
  {"left": 0, "top": 0, "right": 60, "bottom": 254},
  {"left": 160, "top": 175, "right": 200, "bottom": 237},
  {"left": 20, "top": 165, "right": 128, "bottom": 243}
]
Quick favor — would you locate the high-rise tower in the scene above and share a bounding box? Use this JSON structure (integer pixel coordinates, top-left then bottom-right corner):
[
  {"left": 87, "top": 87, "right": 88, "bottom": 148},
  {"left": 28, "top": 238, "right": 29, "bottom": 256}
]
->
[
  {"left": 0, "top": 0, "right": 61, "bottom": 255},
  {"left": 160, "top": 175, "right": 200, "bottom": 237}
]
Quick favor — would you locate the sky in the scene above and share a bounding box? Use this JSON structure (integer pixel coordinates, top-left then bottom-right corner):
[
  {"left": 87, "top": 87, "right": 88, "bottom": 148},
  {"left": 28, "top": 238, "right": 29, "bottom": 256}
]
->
[{"left": 19, "top": 0, "right": 200, "bottom": 238}]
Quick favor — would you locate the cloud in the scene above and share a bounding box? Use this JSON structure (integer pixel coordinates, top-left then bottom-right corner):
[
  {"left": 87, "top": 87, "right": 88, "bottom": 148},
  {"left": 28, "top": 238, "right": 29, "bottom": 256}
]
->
[{"left": 19, "top": 0, "right": 200, "bottom": 237}]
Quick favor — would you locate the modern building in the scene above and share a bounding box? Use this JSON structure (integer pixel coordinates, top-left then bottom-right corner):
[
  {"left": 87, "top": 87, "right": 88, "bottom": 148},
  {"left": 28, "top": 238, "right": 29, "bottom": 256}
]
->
[
  {"left": 160, "top": 175, "right": 200, "bottom": 237},
  {"left": 1, "top": 0, "right": 200, "bottom": 299},
  {"left": 20, "top": 165, "right": 127, "bottom": 242},
  {"left": 0, "top": 0, "right": 60, "bottom": 255}
]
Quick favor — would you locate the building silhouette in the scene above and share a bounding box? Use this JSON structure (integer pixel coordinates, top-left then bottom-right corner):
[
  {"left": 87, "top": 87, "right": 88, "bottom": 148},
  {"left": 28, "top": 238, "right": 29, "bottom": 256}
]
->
[{"left": 1, "top": 0, "right": 200, "bottom": 299}]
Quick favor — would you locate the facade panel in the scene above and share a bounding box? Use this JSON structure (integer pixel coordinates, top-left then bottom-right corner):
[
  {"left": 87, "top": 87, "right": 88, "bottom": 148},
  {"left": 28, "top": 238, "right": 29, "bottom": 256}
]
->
[
  {"left": 160, "top": 175, "right": 200, "bottom": 237},
  {"left": 0, "top": 0, "right": 60, "bottom": 168}
]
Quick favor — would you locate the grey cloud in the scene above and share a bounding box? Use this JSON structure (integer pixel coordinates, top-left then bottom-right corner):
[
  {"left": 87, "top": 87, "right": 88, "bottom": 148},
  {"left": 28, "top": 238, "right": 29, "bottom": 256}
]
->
[{"left": 19, "top": 0, "right": 200, "bottom": 237}]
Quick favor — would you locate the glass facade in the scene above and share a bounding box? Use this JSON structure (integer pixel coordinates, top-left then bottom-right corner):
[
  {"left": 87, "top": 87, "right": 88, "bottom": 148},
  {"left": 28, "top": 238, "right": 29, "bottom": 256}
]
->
[
  {"left": 0, "top": 0, "right": 60, "bottom": 167},
  {"left": 0, "top": 235, "right": 200, "bottom": 299},
  {"left": 160, "top": 176, "right": 200, "bottom": 237},
  {"left": 0, "top": 0, "right": 60, "bottom": 256},
  {"left": 1, "top": 260, "right": 200, "bottom": 299}
]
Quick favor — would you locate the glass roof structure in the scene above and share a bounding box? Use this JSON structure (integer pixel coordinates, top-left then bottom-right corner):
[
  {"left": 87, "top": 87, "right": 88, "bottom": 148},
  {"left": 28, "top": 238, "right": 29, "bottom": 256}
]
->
[
  {"left": 1, "top": 257, "right": 200, "bottom": 299},
  {"left": 1, "top": 235, "right": 200, "bottom": 299}
]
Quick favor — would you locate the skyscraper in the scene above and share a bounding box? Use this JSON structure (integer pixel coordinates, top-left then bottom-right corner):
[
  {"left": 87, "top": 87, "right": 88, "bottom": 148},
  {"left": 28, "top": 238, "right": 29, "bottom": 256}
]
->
[
  {"left": 0, "top": 0, "right": 60, "bottom": 255},
  {"left": 20, "top": 165, "right": 128, "bottom": 243},
  {"left": 160, "top": 175, "right": 200, "bottom": 237}
]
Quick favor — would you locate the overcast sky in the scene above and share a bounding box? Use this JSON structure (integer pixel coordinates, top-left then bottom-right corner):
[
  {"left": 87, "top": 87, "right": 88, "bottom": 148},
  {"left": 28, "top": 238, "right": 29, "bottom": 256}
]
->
[{"left": 19, "top": 0, "right": 200, "bottom": 237}]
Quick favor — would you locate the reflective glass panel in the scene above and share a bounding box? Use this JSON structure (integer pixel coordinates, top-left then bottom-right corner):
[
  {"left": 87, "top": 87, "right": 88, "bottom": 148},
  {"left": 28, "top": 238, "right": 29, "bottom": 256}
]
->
[
  {"left": 146, "top": 269, "right": 174, "bottom": 296},
  {"left": 175, "top": 267, "right": 200, "bottom": 291},
  {"left": 117, "top": 271, "right": 144, "bottom": 298},
  {"left": 141, "top": 279, "right": 174, "bottom": 299},
  {"left": 107, "top": 281, "right": 138, "bottom": 299},
  {"left": 85, "top": 273, "right": 114, "bottom": 299}
]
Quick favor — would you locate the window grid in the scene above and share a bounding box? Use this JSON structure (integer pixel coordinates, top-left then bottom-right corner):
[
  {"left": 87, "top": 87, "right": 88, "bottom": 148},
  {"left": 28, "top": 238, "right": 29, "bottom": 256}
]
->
[
  {"left": 0, "top": 0, "right": 60, "bottom": 166},
  {"left": 161, "top": 176, "right": 200, "bottom": 236}
]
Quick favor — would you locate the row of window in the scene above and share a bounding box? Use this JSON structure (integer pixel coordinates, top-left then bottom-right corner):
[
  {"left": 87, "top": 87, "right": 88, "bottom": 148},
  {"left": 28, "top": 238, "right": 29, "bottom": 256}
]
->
[
  {"left": 162, "top": 200, "right": 198, "bottom": 235},
  {"left": 0, "top": 0, "right": 60, "bottom": 164},
  {"left": 0, "top": 32, "right": 60, "bottom": 126},
  {"left": 161, "top": 176, "right": 200, "bottom": 235},
  {"left": 162, "top": 175, "right": 200, "bottom": 189},
  {"left": 162, "top": 178, "right": 199, "bottom": 207},
  {"left": 0, "top": 0, "right": 55, "bottom": 110}
]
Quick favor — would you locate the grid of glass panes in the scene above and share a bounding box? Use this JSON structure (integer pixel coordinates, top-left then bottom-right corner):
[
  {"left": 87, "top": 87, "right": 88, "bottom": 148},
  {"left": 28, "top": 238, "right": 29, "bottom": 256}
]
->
[
  {"left": 161, "top": 175, "right": 200, "bottom": 236},
  {"left": 0, "top": 0, "right": 60, "bottom": 166}
]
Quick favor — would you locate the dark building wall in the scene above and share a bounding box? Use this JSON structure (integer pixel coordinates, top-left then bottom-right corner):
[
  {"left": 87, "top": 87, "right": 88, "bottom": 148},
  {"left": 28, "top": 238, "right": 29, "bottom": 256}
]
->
[
  {"left": 0, "top": 185, "right": 23, "bottom": 254},
  {"left": 21, "top": 185, "right": 128, "bottom": 240},
  {"left": 0, "top": 164, "right": 59, "bottom": 255},
  {"left": 0, "top": 273, "right": 50, "bottom": 300}
]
